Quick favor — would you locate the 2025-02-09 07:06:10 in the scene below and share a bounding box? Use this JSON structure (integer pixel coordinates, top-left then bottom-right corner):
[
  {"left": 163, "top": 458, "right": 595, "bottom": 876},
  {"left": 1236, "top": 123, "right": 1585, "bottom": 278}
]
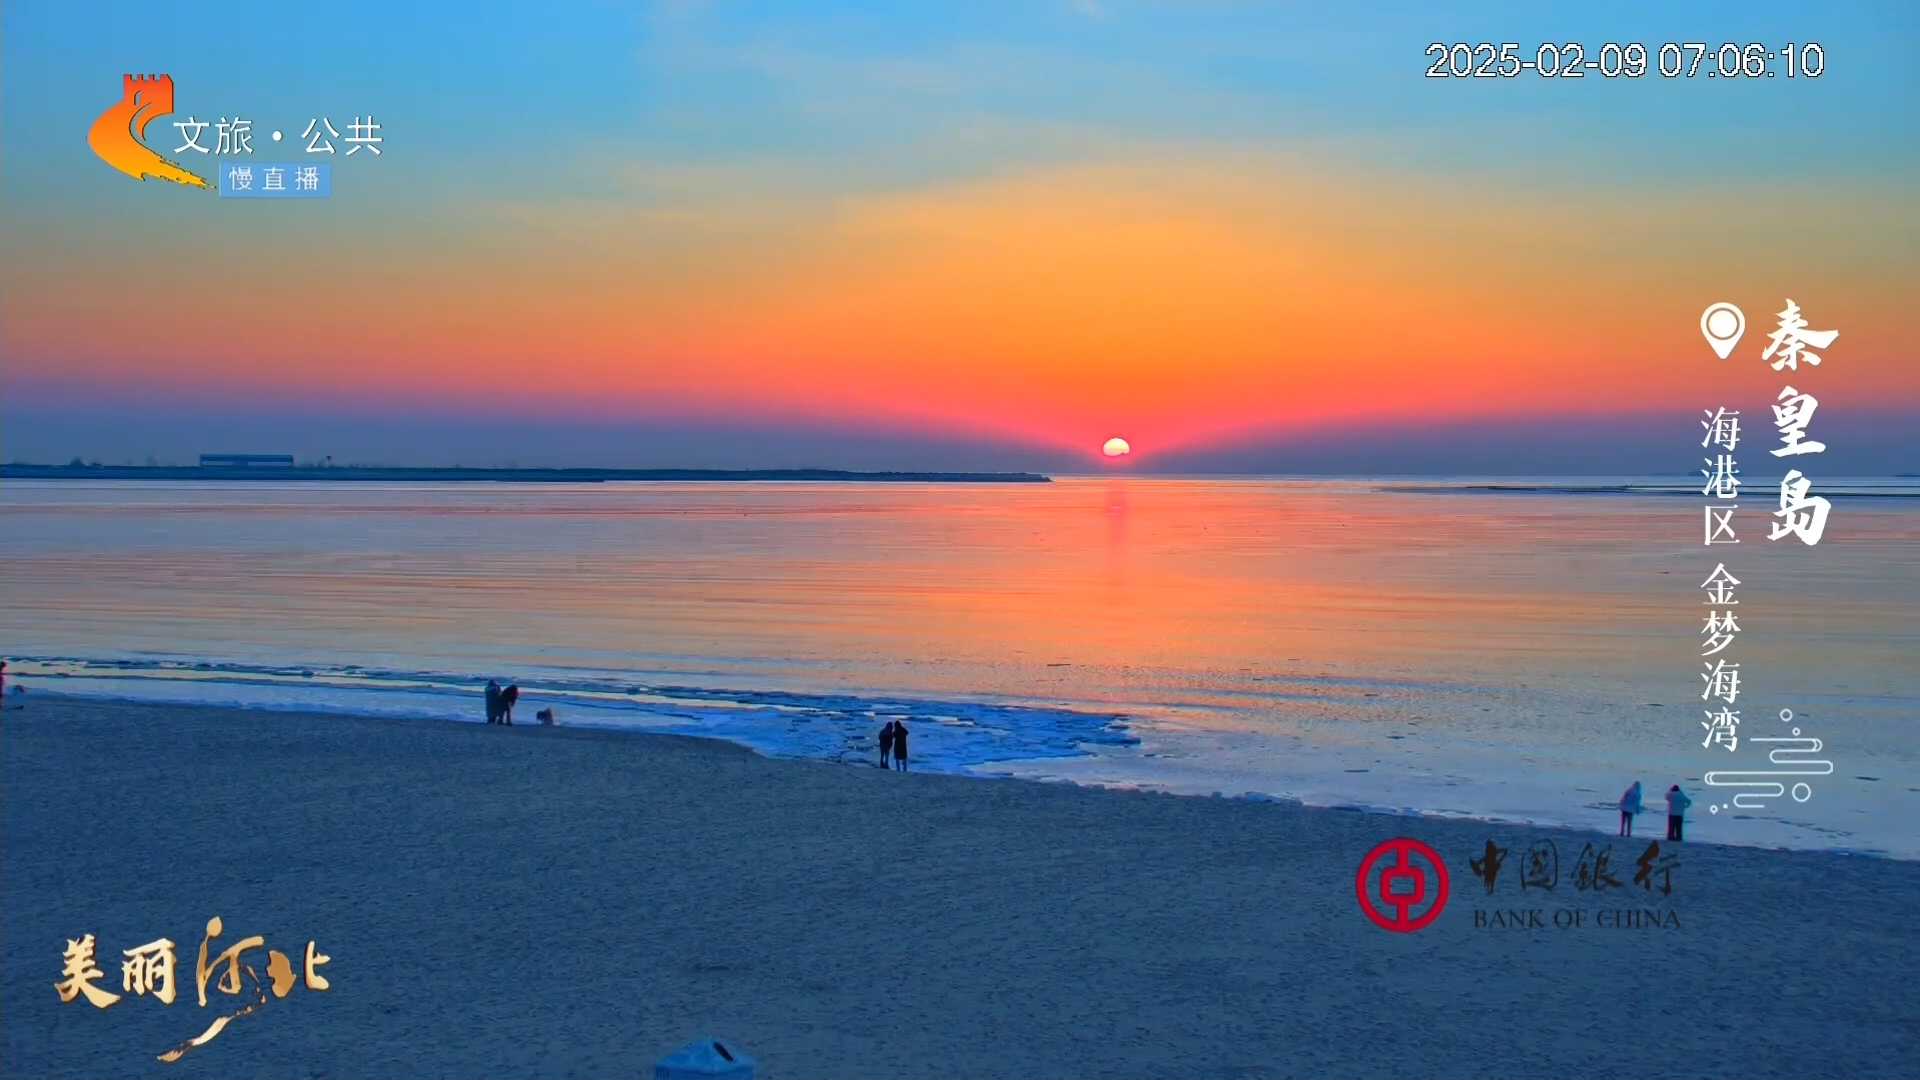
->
[{"left": 1424, "top": 42, "right": 1826, "bottom": 80}]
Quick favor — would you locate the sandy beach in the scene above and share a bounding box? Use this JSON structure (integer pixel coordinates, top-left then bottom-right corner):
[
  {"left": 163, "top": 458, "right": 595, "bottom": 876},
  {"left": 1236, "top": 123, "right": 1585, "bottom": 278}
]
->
[{"left": 4, "top": 696, "right": 1915, "bottom": 1079}]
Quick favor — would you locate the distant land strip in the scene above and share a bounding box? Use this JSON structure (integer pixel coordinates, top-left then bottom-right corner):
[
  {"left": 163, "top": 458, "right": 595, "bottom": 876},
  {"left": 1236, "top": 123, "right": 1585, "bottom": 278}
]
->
[
  {"left": 1, "top": 463, "right": 1052, "bottom": 484},
  {"left": 1381, "top": 483, "right": 1916, "bottom": 498}
]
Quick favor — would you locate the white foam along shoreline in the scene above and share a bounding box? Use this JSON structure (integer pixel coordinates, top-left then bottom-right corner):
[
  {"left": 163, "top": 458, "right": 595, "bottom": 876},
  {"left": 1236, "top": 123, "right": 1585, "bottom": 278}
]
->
[
  {"left": 8, "top": 654, "right": 1903, "bottom": 862},
  {"left": 4, "top": 653, "right": 1140, "bottom": 772}
]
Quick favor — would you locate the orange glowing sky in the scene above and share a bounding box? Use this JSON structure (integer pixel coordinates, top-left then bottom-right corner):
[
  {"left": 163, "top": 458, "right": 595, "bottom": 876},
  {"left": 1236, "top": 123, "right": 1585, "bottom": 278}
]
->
[{"left": 3, "top": 4, "right": 1917, "bottom": 470}]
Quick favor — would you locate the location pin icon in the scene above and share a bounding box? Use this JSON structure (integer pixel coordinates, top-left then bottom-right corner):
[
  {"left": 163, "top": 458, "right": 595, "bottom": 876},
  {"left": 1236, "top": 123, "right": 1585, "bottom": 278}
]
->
[{"left": 1700, "top": 302, "right": 1745, "bottom": 360}]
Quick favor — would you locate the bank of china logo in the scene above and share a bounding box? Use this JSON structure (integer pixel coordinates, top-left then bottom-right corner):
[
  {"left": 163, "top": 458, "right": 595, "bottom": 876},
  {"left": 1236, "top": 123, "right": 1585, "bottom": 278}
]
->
[
  {"left": 1355, "top": 837, "right": 1450, "bottom": 933},
  {"left": 89, "top": 74, "right": 210, "bottom": 189}
]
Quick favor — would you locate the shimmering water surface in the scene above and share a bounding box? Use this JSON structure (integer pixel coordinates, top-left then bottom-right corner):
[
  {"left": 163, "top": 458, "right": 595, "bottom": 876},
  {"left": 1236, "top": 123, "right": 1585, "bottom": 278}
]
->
[{"left": 3, "top": 477, "right": 1914, "bottom": 855}]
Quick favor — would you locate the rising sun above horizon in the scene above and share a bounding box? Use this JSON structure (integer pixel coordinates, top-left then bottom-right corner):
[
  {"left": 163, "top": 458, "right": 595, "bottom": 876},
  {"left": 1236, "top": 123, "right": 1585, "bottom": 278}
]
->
[{"left": 1102, "top": 436, "right": 1131, "bottom": 458}]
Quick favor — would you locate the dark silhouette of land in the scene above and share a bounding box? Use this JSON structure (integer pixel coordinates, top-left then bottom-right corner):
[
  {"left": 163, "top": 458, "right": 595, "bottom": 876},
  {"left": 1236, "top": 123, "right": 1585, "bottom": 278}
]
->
[{"left": 1, "top": 463, "right": 1050, "bottom": 484}]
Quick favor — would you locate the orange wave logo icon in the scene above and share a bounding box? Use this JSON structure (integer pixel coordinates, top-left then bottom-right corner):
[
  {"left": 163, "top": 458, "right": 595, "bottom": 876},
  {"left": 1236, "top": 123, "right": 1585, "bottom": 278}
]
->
[{"left": 89, "top": 74, "right": 210, "bottom": 189}]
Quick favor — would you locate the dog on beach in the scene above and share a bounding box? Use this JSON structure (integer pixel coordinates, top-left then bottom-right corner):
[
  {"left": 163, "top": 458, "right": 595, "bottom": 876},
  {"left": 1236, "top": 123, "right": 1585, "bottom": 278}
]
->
[{"left": 536, "top": 708, "right": 555, "bottom": 726}]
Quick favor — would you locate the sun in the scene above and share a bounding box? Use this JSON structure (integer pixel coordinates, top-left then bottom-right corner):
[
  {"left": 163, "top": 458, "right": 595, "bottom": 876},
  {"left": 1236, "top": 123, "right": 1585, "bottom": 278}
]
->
[{"left": 1102, "top": 436, "right": 1131, "bottom": 458}]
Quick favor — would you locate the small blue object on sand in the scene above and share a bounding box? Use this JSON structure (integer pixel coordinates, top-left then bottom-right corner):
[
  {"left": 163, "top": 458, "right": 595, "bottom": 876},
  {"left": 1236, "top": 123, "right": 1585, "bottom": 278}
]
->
[{"left": 655, "top": 1038, "right": 756, "bottom": 1079}]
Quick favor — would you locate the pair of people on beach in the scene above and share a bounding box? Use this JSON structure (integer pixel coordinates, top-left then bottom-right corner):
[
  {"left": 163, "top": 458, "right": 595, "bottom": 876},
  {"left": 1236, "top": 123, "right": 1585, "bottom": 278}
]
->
[
  {"left": 484, "top": 679, "right": 520, "bottom": 725},
  {"left": 877, "top": 719, "right": 909, "bottom": 771},
  {"left": 1619, "top": 781, "right": 1693, "bottom": 841}
]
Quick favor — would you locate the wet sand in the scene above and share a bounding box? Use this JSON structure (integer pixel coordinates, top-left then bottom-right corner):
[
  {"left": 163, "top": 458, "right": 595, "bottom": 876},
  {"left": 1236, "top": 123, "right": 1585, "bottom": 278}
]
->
[{"left": 3, "top": 697, "right": 1914, "bottom": 1079}]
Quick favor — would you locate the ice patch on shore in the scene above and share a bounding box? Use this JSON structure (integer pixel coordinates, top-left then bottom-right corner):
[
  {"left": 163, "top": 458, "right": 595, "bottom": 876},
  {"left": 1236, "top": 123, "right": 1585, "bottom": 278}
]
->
[
  {"left": 9, "top": 654, "right": 1897, "bottom": 859},
  {"left": 8, "top": 655, "right": 1138, "bottom": 772}
]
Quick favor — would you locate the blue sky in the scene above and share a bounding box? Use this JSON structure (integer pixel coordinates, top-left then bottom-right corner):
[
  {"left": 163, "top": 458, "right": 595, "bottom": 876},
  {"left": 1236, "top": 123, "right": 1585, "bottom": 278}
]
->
[{"left": 3, "top": 2, "right": 1915, "bottom": 472}]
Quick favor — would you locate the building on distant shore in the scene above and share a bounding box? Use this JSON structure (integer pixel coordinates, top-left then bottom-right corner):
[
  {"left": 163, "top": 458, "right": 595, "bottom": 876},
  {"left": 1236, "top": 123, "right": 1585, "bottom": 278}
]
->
[{"left": 199, "top": 454, "right": 295, "bottom": 467}]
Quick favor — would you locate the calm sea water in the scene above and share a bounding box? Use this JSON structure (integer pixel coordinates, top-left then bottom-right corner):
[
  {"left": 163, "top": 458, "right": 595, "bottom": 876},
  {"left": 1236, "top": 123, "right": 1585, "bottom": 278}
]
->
[{"left": 3, "top": 477, "right": 1914, "bottom": 855}]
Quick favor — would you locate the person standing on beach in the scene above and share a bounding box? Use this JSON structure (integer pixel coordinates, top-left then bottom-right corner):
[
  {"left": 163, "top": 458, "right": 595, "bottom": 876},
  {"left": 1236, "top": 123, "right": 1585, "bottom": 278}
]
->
[
  {"left": 500, "top": 684, "right": 520, "bottom": 725},
  {"left": 892, "top": 719, "right": 909, "bottom": 771},
  {"left": 1666, "top": 784, "right": 1692, "bottom": 841},
  {"left": 878, "top": 719, "right": 896, "bottom": 768},
  {"left": 485, "top": 679, "right": 502, "bottom": 725},
  {"left": 1619, "top": 781, "right": 1643, "bottom": 836}
]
